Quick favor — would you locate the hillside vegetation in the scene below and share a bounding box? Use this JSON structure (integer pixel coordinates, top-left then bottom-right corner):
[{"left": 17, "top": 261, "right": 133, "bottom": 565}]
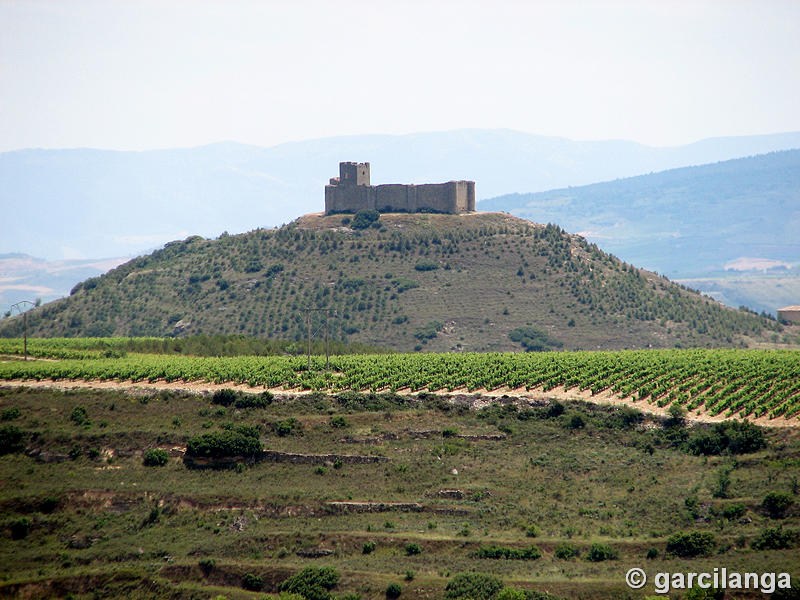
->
[{"left": 0, "top": 212, "right": 786, "bottom": 352}]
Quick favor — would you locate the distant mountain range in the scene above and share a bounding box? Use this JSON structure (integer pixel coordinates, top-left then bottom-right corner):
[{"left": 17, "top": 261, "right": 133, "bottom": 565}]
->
[
  {"left": 3, "top": 129, "right": 800, "bottom": 261},
  {"left": 479, "top": 150, "right": 800, "bottom": 313},
  {"left": 0, "top": 253, "right": 129, "bottom": 310}
]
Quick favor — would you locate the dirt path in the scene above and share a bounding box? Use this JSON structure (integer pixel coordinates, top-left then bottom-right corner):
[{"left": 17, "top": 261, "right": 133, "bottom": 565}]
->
[{"left": 1, "top": 377, "right": 797, "bottom": 429}]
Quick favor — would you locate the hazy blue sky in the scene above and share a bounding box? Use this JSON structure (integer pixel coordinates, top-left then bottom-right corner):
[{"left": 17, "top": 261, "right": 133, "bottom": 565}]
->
[{"left": 1, "top": 0, "right": 799, "bottom": 152}]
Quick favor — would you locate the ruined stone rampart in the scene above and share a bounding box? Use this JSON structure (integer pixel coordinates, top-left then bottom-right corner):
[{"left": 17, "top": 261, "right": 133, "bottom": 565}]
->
[{"left": 325, "top": 162, "right": 475, "bottom": 215}]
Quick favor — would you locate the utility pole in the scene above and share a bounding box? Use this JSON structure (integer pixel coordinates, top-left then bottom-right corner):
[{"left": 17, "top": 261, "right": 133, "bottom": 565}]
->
[
  {"left": 306, "top": 310, "right": 312, "bottom": 370},
  {"left": 10, "top": 301, "right": 35, "bottom": 361},
  {"left": 304, "top": 306, "right": 334, "bottom": 371},
  {"left": 325, "top": 308, "right": 330, "bottom": 369}
]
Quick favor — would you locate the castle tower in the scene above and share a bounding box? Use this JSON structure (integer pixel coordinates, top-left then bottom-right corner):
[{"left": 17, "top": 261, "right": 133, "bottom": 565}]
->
[{"left": 339, "top": 162, "right": 370, "bottom": 186}]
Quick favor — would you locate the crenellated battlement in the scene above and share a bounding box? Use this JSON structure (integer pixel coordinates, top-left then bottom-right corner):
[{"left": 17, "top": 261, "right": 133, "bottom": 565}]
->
[{"left": 325, "top": 162, "right": 475, "bottom": 215}]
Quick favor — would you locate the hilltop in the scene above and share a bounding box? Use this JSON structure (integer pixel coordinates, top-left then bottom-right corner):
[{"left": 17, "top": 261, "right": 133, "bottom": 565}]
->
[{"left": 0, "top": 212, "right": 787, "bottom": 352}]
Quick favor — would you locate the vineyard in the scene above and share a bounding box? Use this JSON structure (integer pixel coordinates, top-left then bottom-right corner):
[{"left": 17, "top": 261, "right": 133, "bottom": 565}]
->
[{"left": 1, "top": 339, "right": 799, "bottom": 421}]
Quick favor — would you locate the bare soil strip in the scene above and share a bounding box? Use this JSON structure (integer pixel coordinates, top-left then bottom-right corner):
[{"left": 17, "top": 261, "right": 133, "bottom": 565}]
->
[{"left": 1, "top": 377, "right": 797, "bottom": 428}]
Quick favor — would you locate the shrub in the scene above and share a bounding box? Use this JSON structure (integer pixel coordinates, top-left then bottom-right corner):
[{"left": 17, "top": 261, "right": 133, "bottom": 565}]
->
[
  {"left": 525, "top": 524, "right": 538, "bottom": 538},
  {"left": 393, "top": 277, "right": 419, "bottom": 292},
  {"left": 10, "top": 517, "right": 31, "bottom": 540},
  {"left": 351, "top": 209, "right": 380, "bottom": 230},
  {"left": 445, "top": 573, "right": 504, "bottom": 600},
  {"left": 646, "top": 547, "right": 659, "bottom": 559},
  {"left": 386, "top": 583, "right": 402, "bottom": 599},
  {"left": 279, "top": 566, "right": 340, "bottom": 600},
  {"left": 414, "top": 321, "right": 444, "bottom": 341},
  {"left": 185, "top": 431, "right": 262, "bottom": 459},
  {"left": 495, "top": 589, "right": 527, "bottom": 600},
  {"left": 266, "top": 263, "right": 285, "bottom": 277},
  {"left": 362, "top": 541, "right": 376, "bottom": 554},
  {"left": 404, "top": 542, "right": 421, "bottom": 556},
  {"left": 211, "top": 389, "right": 238, "bottom": 407},
  {"left": 554, "top": 543, "right": 580, "bottom": 559},
  {"left": 666, "top": 531, "right": 716, "bottom": 557},
  {"left": 686, "top": 420, "right": 766, "bottom": 456},
  {"left": 143, "top": 448, "right": 169, "bottom": 467},
  {"left": 330, "top": 415, "right": 349, "bottom": 429},
  {"left": 271, "top": 418, "right": 303, "bottom": 437},
  {"left": 509, "top": 326, "right": 562, "bottom": 352},
  {"left": 414, "top": 260, "right": 439, "bottom": 271},
  {"left": 751, "top": 526, "right": 798, "bottom": 550},
  {"left": 586, "top": 543, "right": 618, "bottom": 562},
  {"left": 1, "top": 407, "right": 21, "bottom": 421},
  {"left": 607, "top": 406, "right": 643, "bottom": 429},
  {"left": 762, "top": 492, "right": 794, "bottom": 519},
  {"left": 0, "top": 424, "right": 24, "bottom": 455},
  {"left": 567, "top": 414, "right": 585, "bottom": 429},
  {"left": 198, "top": 558, "right": 215, "bottom": 574},
  {"left": 721, "top": 503, "right": 747, "bottom": 521},
  {"left": 69, "top": 406, "right": 88, "bottom": 425},
  {"left": 39, "top": 497, "right": 59, "bottom": 513},
  {"left": 476, "top": 545, "right": 541, "bottom": 560},
  {"left": 546, "top": 401, "right": 564, "bottom": 418},
  {"left": 242, "top": 573, "right": 264, "bottom": 591},
  {"left": 222, "top": 423, "right": 261, "bottom": 439},
  {"left": 234, "top": 391, "right": 273, "bottom": 409}
]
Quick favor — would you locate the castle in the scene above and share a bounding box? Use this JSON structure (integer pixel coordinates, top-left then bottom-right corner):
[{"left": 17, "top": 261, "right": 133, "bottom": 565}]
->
[{"left": 325, "top": 162, "right": 475, "bottom": 215}]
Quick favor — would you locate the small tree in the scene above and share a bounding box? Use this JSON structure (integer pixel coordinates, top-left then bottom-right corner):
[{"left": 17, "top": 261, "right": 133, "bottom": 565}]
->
[
  {"left": 445, "top": 573, "right": 504, "bottom": 600},
  {"left": 143, "top": 448, "right": 169, "bottom": 467},
  {"left": 762, "top": 492, "right": 794, "bottom": 519},
  {"left": 242, "top": 573, "right": 264, "bottom": 591}
]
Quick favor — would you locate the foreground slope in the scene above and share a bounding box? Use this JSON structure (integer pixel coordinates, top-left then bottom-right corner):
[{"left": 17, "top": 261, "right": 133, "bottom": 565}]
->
[
  {"left": 1, "top": 387, "right": 798, "bottom": 599},
  {"left": 0, "top": 212, "right": 785, "bottom": 352}
]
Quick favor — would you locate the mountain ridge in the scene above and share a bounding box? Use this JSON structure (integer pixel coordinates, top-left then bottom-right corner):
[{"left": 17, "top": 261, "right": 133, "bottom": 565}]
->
[
  {"left": 479, "top": 149, "right": 800, "bottom": 291},
  {"left": 3, "top": 128, "right": 800, "bottom": 260}
]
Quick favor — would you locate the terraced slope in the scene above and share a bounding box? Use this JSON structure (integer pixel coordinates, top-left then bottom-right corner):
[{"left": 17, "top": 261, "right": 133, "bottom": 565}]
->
[{"left": 1, "top": 387, "right": 798, "bottom": 599}]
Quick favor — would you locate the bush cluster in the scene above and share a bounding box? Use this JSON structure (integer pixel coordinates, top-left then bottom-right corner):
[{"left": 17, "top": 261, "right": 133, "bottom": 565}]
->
[
  {"left": 476, "top": 545, "right": 541, "bottom": 560},
  {"left": 279, "top": 566, "right": 340, "bottom": 600},
  {"left": 351, "top": 209, "right": 381, "bottom": 230},
  {"left": 586, "top": 543, "right": 617, "bottom": 562},
  {"left": 750, "top": 526, "right": 798, "bottom": 550},
  {"left": 686, "top": 420, "right": 766, "bottom": 456},
  {"left": 445, "top": 573, "right": 504, "bottom": 600},
  {"left": 271, "top": 418, "right": 303, "bottom": 437},
  {"left": 143, "top": 448, "right": 169, "bottom": 467},
  {"left": 185, "top": 431, "right": 262, "bottom": 459},
  {"left": 0, "top": 424, "right": 24, "bottom": 455},
  {"left": 666, "top": 531, "right": 716, "bottom": 557},
  {"left": 553, "top": 543, "right": 580, "bottom": 560}
]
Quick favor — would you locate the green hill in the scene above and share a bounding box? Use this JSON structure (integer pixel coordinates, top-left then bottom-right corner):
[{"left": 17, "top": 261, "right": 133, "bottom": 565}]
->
[{"left": 0, "top": 212, "right": 787, "bottom": 351}]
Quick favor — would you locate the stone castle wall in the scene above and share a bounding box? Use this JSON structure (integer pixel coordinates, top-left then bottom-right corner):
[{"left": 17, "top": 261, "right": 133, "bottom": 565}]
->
[
  {"left": 325, "top": 162, "right": 475, "bottom": 215},
  {"left": 778, "top": 306, "right": 800, "bottom": 324}
]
